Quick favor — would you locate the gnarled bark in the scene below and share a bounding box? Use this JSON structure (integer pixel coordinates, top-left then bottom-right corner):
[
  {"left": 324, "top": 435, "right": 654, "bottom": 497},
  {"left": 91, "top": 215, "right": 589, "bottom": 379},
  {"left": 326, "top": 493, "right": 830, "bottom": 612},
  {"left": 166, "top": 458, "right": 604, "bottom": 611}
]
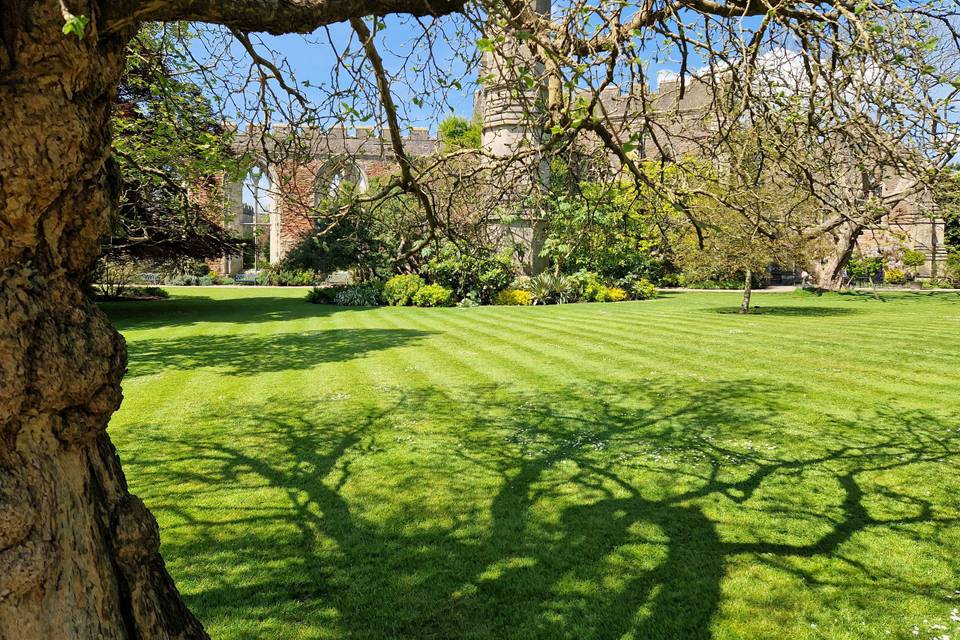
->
[
  {"left": 810, "top": 220, "right": 862, "bottom": 290},
  {"left": 103, "top": 0, "right": 467, "bottom": 35},
  {"left": 0, "top": 2, "right": 206, "bottom": 637},
  {"left": 2, "top": 0, "right": 469, "bottom": 635}
]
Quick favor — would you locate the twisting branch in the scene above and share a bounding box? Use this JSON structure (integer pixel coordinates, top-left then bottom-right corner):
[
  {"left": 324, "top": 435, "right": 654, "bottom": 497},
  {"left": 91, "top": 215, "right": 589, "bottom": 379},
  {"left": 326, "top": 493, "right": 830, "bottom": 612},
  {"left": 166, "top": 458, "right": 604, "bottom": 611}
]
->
[
  {"left": 349, "top": 15, "right": 440, "bottom": 247},
  {"left": 230, "top": 29, "right": 310, "bottom": 109}
]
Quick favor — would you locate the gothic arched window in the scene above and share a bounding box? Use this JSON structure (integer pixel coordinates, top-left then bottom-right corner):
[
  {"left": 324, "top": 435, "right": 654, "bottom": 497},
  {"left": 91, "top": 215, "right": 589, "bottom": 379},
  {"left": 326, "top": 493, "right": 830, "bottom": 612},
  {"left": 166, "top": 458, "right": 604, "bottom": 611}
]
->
[{"left": 313, "top": 160, "right": 368, "bottom": 208}]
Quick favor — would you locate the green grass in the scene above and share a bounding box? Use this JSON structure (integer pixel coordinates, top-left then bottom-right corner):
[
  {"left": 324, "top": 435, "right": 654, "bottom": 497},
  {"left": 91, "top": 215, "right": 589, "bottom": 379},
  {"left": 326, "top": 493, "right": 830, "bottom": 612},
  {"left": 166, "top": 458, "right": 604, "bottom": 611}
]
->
[{"left": 103, "top": 288, "right": 960, "bottom": 640}]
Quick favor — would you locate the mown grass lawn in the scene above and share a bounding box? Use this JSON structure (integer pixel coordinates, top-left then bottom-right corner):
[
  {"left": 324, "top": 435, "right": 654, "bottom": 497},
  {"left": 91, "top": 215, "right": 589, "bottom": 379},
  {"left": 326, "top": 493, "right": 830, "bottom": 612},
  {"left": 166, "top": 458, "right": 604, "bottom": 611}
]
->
[{"left": 102, "top": 288, "right": 960, "bottom": 640}]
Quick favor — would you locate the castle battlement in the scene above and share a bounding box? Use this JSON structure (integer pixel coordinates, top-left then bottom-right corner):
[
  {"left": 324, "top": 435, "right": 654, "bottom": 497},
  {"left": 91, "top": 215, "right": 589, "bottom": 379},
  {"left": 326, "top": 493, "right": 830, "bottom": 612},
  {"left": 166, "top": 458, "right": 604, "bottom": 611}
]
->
[{"left": 234, "top": 122, "right": 436, "bottom": 152}]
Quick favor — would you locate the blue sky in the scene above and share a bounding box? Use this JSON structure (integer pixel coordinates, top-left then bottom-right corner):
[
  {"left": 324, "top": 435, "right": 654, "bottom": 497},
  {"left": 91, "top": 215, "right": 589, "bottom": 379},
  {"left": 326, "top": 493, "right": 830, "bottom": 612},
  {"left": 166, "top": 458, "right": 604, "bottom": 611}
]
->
[
  {"left": 201, "top": 16, "right": 481, "bottom": 133},
  {"left": 197, "top": 10, "right": 776, "bottom": 135}
]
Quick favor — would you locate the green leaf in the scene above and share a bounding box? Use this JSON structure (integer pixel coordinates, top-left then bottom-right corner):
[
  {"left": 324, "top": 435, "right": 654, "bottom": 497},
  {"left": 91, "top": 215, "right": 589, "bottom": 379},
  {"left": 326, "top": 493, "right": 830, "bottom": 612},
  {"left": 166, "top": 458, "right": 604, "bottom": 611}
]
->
[
  {"left": 62, "top": 14, "right": 90, "bottom": 39},
  {"left": 550, "top": 125, "right": 565, "bottom": 135},
  {"left": 476, "top": 38, "right": 494, "bottom": 53}
]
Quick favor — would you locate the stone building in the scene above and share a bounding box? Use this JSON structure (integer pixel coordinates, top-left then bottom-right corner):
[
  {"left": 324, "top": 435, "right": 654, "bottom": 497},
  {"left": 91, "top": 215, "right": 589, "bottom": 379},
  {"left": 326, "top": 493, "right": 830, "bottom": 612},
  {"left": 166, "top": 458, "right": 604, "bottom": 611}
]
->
[
  {"left": 626, "top": 72, "right": 946, "bottom": 278},
  {"left": 472, "top": 61, "right": 947, "bottom": 278},
  {"left": 207, "top": 7, "right": 946, "bottom": 280},
  {"left": 211, "top": 125, "right": 439, "bottom": 275}
]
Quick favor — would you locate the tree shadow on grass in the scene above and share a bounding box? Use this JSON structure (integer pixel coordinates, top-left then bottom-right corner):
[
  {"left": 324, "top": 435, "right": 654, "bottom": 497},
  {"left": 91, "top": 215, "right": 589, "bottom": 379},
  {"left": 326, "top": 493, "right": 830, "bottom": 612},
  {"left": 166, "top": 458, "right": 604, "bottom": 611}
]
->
[
  {"left": 102, "top": 295, "right": 364, "bottom": 331},
  {"left": 125, "top": 328, "right": 433, "bottom": 377},
  {"left": 709, "top": 305, "right": 859, "bottom": 316},
  {"left": 122, "top": 380, "right": 960, "bottom": 639}
]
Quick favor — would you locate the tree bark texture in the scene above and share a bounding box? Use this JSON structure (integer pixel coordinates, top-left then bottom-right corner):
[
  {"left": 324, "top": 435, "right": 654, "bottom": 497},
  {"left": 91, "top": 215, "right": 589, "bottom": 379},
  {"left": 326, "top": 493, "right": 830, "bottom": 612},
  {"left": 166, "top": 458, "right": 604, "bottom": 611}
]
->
[
  {"left": 0, "top": 2, "right": 207, "bottom": 638},
  {"left": 810, "top": 220, "right": 862, "bottom": 290}
]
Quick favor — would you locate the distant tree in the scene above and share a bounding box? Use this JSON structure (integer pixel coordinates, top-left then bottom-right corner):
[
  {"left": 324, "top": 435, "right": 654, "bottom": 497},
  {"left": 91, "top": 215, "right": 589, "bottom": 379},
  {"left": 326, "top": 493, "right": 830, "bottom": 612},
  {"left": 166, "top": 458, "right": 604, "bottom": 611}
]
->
[
  {"left": 541, "top": 158, "right": 674, "bottom": 281},
  {"left": 438, "top": 115, "right": 481, "bottom": 152},
  {"left": 675, "top": 142, "right": 811, "bottom": 313},
  {"left": 934, "top": 167, "right": 960, "bottom": 252},
  {"left": 107, "top": 24, "right": 241, "bottom": 267}
]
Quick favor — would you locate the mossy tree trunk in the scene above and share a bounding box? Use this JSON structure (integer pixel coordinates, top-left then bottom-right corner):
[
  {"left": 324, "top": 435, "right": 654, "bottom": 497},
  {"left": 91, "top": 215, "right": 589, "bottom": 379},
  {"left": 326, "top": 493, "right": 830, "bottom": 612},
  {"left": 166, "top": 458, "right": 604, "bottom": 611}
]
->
[
  {"left": 0, "top": 0, "right": 465, "bottom": 636},
  {"left": 0, "top": 3, "right": 207, "bottom": 637}
]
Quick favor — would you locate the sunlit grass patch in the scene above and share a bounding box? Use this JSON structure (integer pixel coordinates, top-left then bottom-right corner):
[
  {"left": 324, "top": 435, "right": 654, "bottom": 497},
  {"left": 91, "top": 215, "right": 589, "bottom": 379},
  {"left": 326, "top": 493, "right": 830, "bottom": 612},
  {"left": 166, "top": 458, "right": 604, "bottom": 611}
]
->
[{"left": 104, "top": 288, "right": 960, "bottom": 640}]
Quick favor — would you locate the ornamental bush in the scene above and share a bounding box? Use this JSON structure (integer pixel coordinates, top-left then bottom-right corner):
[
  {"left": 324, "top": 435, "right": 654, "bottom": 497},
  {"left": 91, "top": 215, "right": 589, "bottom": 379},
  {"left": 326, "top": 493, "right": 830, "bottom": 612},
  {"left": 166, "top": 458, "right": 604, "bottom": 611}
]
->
[
  {"left": 412, "top": 284, "right": 454, "bottom": 307},
  {"left": 383, "top": 274, "right": 424, "bottom": 306},
  {"left": 884, "top": 268, "right": 907, "bottom": 285},
  {"left": 568, "top": 270, "right": 604, "bottom": 302},
  {"left": 256, "top": 267, "right": 319, "bottom": 286},
  {"left": 305, "top": 286, "right": 347, "bottom": 304},
  {"left": 595, "top": 286, "right": 628, "bottom": 302},
  {"left": 632, "top": 278, "right": 658, "bottom": 300},
  {"left": 902, "top": 249, "right": 927, "bottom": 269},
  {"left": 421, "top": 243, "right": 515, "bottom": 303},
  {"left": 334, "top": 283, "right": 381, "bottom": 306},
  {"left": 125, "top": 286, "right": 169, "bottom": 299},
  {"left": 945, "top": 252, "right": 960, "bottom": 284},
  {"left": 847, "top": 256, "right": 883, "bottom": 282},
  {"left": 494, "top": 289, "right": 533, "bottom": 306}
]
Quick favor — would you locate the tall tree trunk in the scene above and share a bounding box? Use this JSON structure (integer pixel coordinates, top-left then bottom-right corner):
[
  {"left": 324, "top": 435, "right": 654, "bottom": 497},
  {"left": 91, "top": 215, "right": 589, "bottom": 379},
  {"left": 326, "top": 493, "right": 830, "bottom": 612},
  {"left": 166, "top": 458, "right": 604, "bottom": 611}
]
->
[
  {"left": 0, "top": 3, "right": 206, "bottom": 638},
  {"left": 810, "top": 220, "right": 862, "bottom": 291},
  {"left": 739, "top": 269, "right": 752, "bottom": 314}
]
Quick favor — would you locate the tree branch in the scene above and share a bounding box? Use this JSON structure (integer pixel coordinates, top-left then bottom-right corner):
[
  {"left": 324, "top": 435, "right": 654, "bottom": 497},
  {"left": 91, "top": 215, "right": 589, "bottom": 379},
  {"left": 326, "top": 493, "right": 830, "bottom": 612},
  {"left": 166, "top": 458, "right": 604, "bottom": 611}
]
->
[{"left": 102, "top": 0, "right": 467, "bottom": 36}]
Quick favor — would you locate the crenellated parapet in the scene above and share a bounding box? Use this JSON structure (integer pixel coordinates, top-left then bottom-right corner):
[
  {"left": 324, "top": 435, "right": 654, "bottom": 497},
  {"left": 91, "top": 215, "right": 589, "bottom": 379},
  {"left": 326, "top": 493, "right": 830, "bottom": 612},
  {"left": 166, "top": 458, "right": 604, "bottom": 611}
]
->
[{"left": 232, "top": 123, "right": 439, "bottom": 164}]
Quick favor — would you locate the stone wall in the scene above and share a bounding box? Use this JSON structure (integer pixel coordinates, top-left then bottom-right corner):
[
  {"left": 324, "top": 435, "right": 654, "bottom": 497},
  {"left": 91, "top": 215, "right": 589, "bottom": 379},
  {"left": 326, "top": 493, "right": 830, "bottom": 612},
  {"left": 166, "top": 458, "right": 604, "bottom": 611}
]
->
[
  {"left": 474, "top": 67, "right": 946, "bottom": 277},
  {"left": 214, "top": 125, "right": 439, "bottom": 272}
]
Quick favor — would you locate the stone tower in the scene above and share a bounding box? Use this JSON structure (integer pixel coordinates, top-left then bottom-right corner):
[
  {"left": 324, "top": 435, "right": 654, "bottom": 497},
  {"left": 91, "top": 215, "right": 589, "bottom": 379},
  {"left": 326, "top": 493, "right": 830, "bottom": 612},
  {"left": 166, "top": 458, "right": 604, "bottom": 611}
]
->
[{"left": 479, "top": 0, "right": 551, "bottom": 274}]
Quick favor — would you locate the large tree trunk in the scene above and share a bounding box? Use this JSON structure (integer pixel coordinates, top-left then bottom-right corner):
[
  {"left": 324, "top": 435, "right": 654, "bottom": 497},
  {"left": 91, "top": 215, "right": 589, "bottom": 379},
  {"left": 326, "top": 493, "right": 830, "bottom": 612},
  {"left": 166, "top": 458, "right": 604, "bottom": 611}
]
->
[
  {"left": 0, "top": 3, "right": 206, "bottom": 638},
  {"left": 810, "top": 220, "right": 863, "bottom": 291}
]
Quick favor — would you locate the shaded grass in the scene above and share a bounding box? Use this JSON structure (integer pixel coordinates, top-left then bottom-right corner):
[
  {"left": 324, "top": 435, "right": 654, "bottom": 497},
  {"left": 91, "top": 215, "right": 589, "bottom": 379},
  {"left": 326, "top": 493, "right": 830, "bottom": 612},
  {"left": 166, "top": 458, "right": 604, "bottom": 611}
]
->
[{"left": 103, "top": 288, "right": 960, "bottom": 640}]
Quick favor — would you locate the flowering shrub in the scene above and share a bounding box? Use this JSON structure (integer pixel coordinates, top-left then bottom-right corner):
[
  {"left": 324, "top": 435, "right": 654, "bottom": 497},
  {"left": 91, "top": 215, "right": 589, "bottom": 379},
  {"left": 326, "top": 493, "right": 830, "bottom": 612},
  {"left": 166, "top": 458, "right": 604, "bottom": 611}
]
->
[
  {"left": 884, "top": 268, "right": 907, "bottom": 285},
  {"left": 509, "top": 275, "right": 532, "bottom": 291},
  {"left": 412, "top": 284, "right": 453, "bottom": 307},
  {"left": 595, "top": 286, "right": 628, "bottom": 302},
  {"left": 494, "top": 289, "right": 533, "bottom": 306},
  {"left": 383, "top": 274, "right": 424, "bottom": 306}
]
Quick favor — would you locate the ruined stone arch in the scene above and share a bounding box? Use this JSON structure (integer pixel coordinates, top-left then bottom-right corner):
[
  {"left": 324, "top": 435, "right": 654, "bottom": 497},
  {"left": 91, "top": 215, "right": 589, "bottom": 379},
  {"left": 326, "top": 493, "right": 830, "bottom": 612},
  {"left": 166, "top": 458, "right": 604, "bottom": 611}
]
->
[
  {"left": 236, "top": 163, "right": 282, "bottom": 268},
  {"left": 214, "top": 125, "right": 438, "bottom": 269},
  {"left": 312, "top": 157, "right": 369, "bottom": 207}
]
